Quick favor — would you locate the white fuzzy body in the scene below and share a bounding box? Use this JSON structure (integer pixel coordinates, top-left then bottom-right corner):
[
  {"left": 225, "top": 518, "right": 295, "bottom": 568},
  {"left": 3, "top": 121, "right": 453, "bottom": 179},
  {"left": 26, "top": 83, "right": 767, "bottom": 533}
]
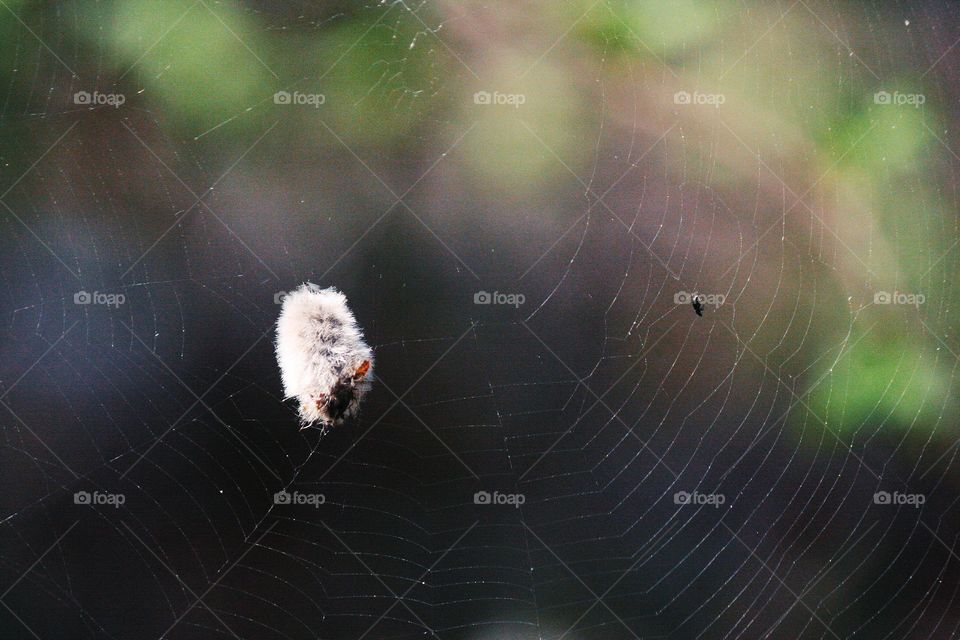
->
[{"left": 275, "top": 284, "right": 374, "bottom": 427}]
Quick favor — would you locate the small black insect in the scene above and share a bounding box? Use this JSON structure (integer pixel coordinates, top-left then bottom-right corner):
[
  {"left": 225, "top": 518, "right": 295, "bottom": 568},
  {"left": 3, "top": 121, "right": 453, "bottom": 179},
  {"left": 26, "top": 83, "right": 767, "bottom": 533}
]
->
[{"left": 692, "top": 295, "right": 704, "bottom": 317}]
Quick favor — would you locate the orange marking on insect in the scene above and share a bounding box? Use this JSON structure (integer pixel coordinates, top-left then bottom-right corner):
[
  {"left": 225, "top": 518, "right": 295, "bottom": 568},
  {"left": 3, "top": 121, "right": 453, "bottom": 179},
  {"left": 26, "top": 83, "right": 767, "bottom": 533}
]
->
[{"left": 354, "top": 360, "right": 371, "bottom": 379}]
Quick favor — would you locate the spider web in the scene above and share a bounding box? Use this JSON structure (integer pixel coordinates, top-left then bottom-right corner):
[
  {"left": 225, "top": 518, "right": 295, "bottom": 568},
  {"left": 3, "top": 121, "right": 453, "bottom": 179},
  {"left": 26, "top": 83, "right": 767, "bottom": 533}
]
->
[{"left": 2, "top": 1, "right": 960, "bottom": 639}]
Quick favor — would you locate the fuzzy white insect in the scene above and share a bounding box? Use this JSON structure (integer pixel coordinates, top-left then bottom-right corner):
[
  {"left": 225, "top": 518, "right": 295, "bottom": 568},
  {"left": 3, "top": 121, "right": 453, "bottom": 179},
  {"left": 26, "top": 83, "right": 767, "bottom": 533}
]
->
[{"left": 275, "top": 284, "right": 374, "bottom": 429}]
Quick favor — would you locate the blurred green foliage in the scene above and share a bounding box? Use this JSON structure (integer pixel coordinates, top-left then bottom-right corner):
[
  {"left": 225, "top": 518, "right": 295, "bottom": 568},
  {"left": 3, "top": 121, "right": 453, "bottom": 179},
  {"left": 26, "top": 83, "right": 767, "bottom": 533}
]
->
[
  {"left": 832, "top": 99, "right": 930, "bottom": 173},
  {"left": 110, "top": 0, "right": 274, "bottom": 124},
  {"left": 70, "top": 0, "right": 446, "bottom": 143},
  {"left": 808, "top": 329, "right": 956, "bottom": 436},
  {"left": 309, "top": 16, "right": 448, "bottom": 148},
  {"left": 574, "top": 0, "right": 723, "bottom": 57}
]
